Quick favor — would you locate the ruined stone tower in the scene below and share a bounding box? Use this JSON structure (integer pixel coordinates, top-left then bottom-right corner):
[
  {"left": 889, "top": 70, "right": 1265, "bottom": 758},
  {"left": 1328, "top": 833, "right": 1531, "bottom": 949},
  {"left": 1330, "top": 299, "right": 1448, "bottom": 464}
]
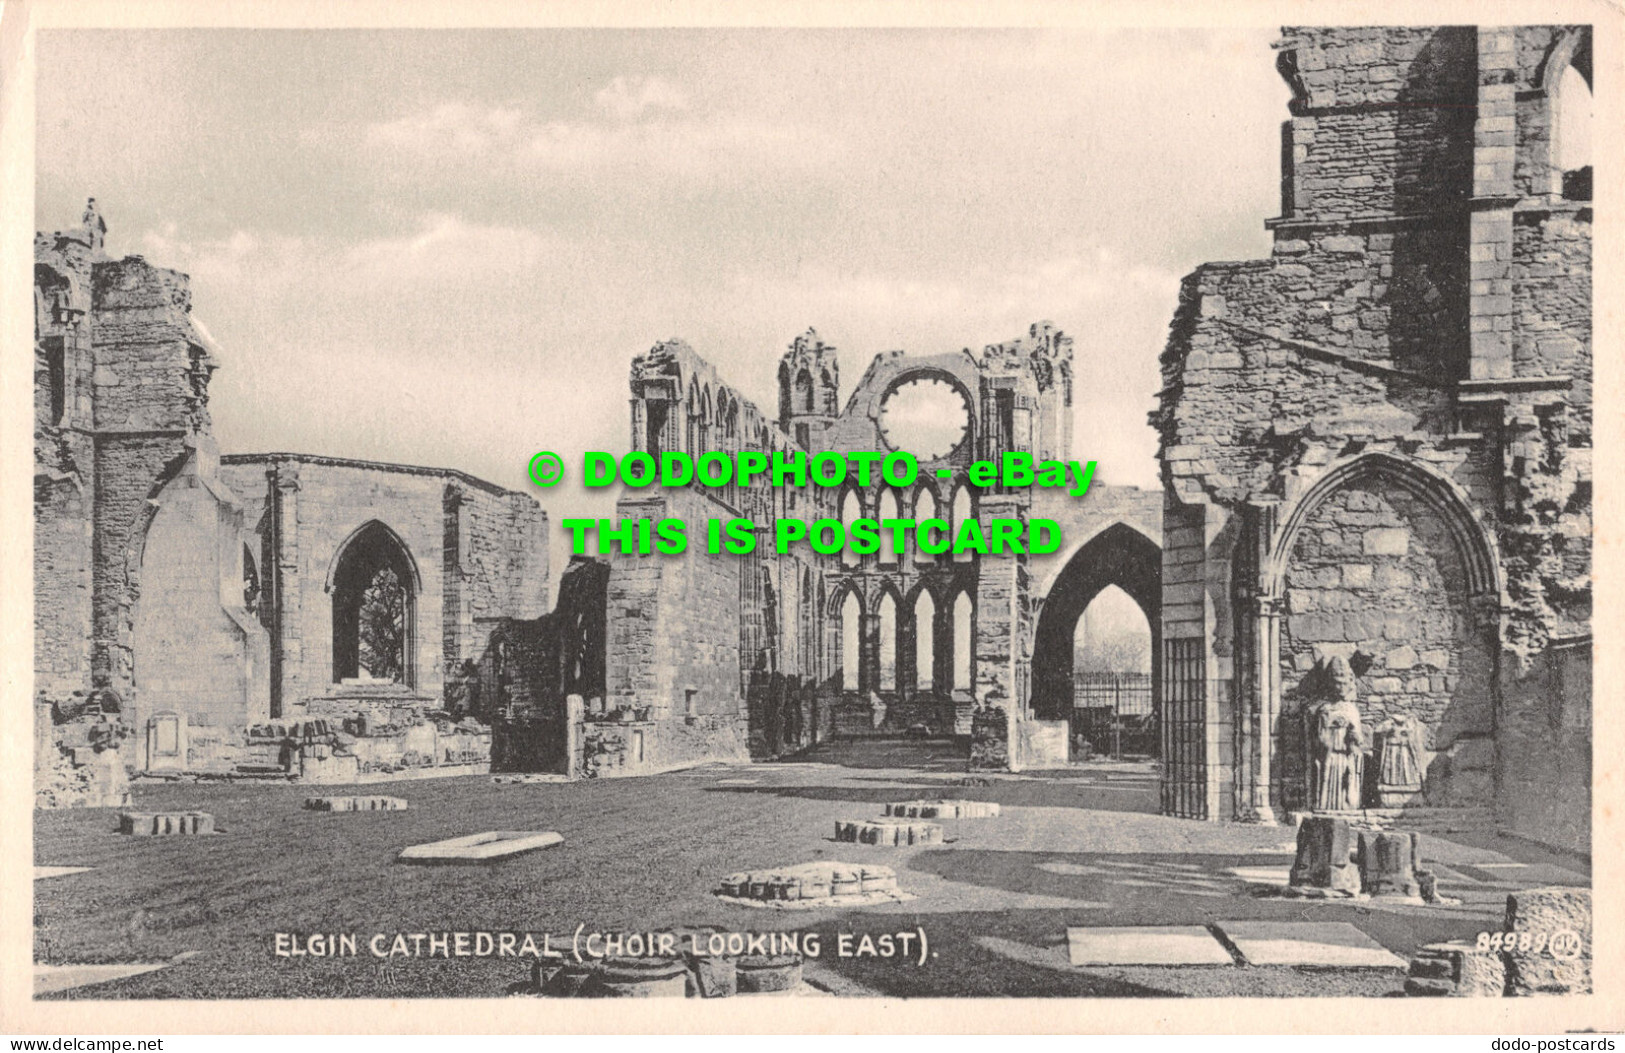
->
[
  {"left": 1153, "top": 26, "right": 1591, "bottom": 852},
  {"left": 777, "top": 328, "right": 841, "bottom": 449}
]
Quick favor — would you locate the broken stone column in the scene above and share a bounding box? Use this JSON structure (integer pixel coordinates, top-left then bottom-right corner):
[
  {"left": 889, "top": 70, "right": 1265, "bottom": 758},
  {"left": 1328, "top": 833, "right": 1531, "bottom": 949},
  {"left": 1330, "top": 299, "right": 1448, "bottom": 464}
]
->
[
  {"left": 1288, "top": 816, "right": 1361, "bottom": 895},
  {"left": 1357, "top": 829, "right": 1422, "bottom": 899}
]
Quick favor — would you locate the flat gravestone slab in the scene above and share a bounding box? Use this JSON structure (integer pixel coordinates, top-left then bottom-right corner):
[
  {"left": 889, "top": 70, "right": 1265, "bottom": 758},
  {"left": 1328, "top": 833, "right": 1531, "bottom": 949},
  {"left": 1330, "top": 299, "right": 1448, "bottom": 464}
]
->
[
  {"left": 35, "top": 962, "right": 172, "bottom": 997},
  {"left": 1230, "top": 865, "right": 1292, "bottom": 885},
  {"left": 1067, "top": 926, "right": 1233, "bottom": 966},
  {"left": 397, "top": 830, "right": 562, "bottom": 865},
  {"left": 34, "top": 866, "right": 92, "bottom": 880},
  {"left": 1216, "top": 921, "right": 1405, "bottom": 968}
]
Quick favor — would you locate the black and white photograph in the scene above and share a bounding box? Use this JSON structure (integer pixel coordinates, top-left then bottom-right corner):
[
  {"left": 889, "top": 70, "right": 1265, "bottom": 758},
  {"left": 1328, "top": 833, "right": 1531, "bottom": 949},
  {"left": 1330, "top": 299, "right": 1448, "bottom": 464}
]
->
[{"left": 5, "top": 0, "right": 1617, "bottom": 1035}]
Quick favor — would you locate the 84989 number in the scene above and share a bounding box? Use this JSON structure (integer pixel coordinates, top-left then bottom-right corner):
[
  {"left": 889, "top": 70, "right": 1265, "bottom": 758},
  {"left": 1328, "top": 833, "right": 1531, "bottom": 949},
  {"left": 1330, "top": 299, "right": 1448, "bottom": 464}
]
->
[{"left": 1474, "top": 929, "right": 1583, "bottom": 959}]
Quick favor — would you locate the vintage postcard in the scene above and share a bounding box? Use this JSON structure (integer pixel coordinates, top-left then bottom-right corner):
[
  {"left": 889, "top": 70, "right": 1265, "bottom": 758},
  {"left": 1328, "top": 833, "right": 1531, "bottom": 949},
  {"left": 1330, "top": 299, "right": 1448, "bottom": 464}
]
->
[{"left": 3, "top": 0, "right": 1619, "bottom": 1035}]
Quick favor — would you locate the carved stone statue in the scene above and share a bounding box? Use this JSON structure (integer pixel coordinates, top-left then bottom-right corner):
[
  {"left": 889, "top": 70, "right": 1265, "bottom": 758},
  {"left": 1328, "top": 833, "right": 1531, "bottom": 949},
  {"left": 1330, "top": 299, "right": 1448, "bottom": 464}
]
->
[
  {"left": 1375, "top": 712, "right": 1424, "bottom": 807},
  {"left": 1305, "top": 656, "right": 1368, "bottom": 812}
]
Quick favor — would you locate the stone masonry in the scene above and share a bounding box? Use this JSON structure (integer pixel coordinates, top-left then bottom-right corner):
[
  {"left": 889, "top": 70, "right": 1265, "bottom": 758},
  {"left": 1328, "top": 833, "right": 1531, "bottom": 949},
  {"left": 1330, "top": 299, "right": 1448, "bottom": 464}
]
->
[
  {"left": 34, "top": 202, "right": 549, "bottom": 787},
  {"left": 1153, "top": 26, "right": 1590, "bottom": 851}
]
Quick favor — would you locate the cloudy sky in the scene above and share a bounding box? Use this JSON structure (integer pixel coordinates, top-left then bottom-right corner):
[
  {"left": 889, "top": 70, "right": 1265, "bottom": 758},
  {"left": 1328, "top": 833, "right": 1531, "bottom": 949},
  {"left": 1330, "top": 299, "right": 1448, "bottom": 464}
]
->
[{"left": 37, "top": 28, "right": 1290, "bottom": 581}]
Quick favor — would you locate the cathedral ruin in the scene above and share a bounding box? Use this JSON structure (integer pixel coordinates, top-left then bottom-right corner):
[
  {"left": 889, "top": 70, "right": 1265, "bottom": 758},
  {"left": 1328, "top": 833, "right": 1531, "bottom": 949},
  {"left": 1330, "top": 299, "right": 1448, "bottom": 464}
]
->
[{"left": 33, "top": 23, "right": 1591, "bottom": 857}]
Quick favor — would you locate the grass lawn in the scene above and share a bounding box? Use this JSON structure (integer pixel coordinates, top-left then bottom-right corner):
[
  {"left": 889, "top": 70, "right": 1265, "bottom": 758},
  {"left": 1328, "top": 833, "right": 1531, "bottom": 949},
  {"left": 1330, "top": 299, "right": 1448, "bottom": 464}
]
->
[{"left": 33, "top": 741, "right": 1577, "bottom": 999}]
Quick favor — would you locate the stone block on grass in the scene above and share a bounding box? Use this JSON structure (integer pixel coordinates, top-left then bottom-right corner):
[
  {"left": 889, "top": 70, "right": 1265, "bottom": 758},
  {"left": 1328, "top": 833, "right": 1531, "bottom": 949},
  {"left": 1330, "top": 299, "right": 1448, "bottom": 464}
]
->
[
  {"left": 884, "top": 799, "right": 1000, "bottom": 819},
  {"left": 118, "top": 811, "right": 215, "bottom": 836},
  {"left": 303, "top": 795, "right": 407, "bottom": 812},
  {"left": 835, "top": 818, "right": 944, "bottom": 846}
]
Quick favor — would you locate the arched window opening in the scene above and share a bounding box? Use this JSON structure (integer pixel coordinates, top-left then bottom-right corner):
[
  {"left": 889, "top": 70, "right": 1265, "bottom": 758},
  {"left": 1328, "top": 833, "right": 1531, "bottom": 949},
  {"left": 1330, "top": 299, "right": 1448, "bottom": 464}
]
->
[
  {"left": 795, "top": 370, "right": 814, "bottom": 414},
  {"left": 799, "top": 566, "right": 814, "bottom": 673},
  {"left": 914, "top": 487, "right": 938, "bottom": 565},
  {"left": 645, "top": 400, "right": 669, "bottom": 458},
  {"left": 1073, "top": 585, "right": 1154, "bottom": 677},
  {"left": 877, "top": 489, "right": 900, "bottom": 565},
  {"left": 42, "top": 337, "right": 67, "bottom": 425},
  {"left": 878, "top": 593, "right": 898, "bottom": 691},
  {"left": 331, "top": 522, "right": 417, "bottom": 686},
  {"left": 953, "top": 592, "right": 974, "bottom": 691},
  {"left": 840, "top": 489, "right": 863, "bottom": 568},
  {"left": 762, "top": 573, "right": 778, "bottom": 670},
  {"left": 242, "top": 544, "right": 261, "bottom": 617},
  {"left": 1071, "top": 585, "right": 1155, "bottom": 760},
  {"left": 1554, "top": 61, "right": 1592, "bottom": 200},
  {"left": 815, "top": 578, "right": 826, "bottom": 679},
  {"left": 951, "top": 483, "right": 974, "bottom": 563},
  {"left": 914, "top": 590, "right": 936, "bottom": 690},
  {"left": 840, "top": 591, "right": 862, "bottom": 691},
  {"left": 696, "top": 388, "right": 712, "bottom": 459}
]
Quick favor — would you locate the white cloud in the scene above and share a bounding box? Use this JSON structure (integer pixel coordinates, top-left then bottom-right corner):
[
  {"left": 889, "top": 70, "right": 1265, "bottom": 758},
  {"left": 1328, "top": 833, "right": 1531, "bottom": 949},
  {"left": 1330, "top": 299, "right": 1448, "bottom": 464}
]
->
[
  {"left": 594, "top": 75, "right": 689, "bottom": 122},
  {"left": 362, "top": 81, "right": 842, "bottom": 181}
]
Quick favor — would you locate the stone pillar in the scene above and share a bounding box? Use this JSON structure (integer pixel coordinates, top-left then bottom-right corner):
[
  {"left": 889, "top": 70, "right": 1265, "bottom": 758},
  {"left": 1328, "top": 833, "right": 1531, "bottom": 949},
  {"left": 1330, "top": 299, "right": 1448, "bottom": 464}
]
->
[
  {"left": 1247, "top": 596, "right": 1284, "bottom": 824},
  {"left": 972, "top": 494, "right": 1028, "bottom": 716},
  {"left": 858, "top": 609, "right": 876, "bottom": 697},
  {"left": 565, "top": 693, "right": 584, "bottom": 778},
  {"left": 34, "top": 700, "right": 54, "bottom": 780},
  {"left": 1469, "top": 27, "right": 1518, "bottom": 382},
  {"left": 1236, "top": 501, "right": 1281, "bottom": 824},
  {"left": 268, "top": 462, "right": 302, "bottom": 717}
]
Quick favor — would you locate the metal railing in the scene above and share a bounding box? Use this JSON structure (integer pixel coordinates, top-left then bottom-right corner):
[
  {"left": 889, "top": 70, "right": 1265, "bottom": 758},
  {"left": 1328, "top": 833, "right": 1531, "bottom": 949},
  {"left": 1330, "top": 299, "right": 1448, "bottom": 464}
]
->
[{"left": 1071, "top": 672, "right": 1155, "bottom": 761}]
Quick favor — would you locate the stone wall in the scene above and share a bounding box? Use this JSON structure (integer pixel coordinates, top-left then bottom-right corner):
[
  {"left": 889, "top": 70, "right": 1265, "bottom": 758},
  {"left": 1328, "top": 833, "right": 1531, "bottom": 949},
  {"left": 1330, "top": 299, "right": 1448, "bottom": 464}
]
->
[
  {"left": 1498, "top": 639, "right": 1590, "bottom": 855},
  {"left": 131, "top": 442, "right": 271, "bottom": 765},
  {"left": 1154, "top": 26, "right": 1590, "bottom": 835},
  {"left": 217, "top": 454, "right": 548, "bottom": 714},
  {"left": 32, "top": 203, "right": 550, "bottom": 791},
  {"left": 603, "top": 487, "right": 751, "bottom": 770},
  {"left": 1277, "top": 480, "right": 1495, "bottom": 808}
]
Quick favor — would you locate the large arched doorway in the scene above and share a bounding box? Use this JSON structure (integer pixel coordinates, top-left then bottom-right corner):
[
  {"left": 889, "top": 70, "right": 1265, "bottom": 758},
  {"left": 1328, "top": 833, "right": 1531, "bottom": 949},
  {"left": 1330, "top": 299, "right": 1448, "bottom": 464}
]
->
[
  {"left": 1031, "top": 523, "right": 1162, "bottom": 745},
  {"left": 329, "top": 521, "right": 419, "bottom": 686}
]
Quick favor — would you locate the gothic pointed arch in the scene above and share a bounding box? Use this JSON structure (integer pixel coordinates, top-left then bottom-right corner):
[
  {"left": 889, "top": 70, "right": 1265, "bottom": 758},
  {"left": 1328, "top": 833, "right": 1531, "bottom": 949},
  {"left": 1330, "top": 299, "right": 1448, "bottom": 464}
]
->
[
  {"left": 327, "top": 520, "right": 420, "bottom": 685},
  {"left": 1031, "top": 522, "right": 1161, "bottom": 721},
  {"left": 1264, "top": 452, "right": 1501, "bottom": 606}
]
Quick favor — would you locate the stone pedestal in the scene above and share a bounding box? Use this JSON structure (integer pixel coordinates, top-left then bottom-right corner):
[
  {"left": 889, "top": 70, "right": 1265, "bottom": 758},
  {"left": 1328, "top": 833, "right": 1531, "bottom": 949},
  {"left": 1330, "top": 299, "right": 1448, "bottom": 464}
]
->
[
  {"left": 1357, "top": 829, "right": 1422, "bottom": 899},
  {"left": 1288, "top": 816, "right": 1361, "bottom": 895}
]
